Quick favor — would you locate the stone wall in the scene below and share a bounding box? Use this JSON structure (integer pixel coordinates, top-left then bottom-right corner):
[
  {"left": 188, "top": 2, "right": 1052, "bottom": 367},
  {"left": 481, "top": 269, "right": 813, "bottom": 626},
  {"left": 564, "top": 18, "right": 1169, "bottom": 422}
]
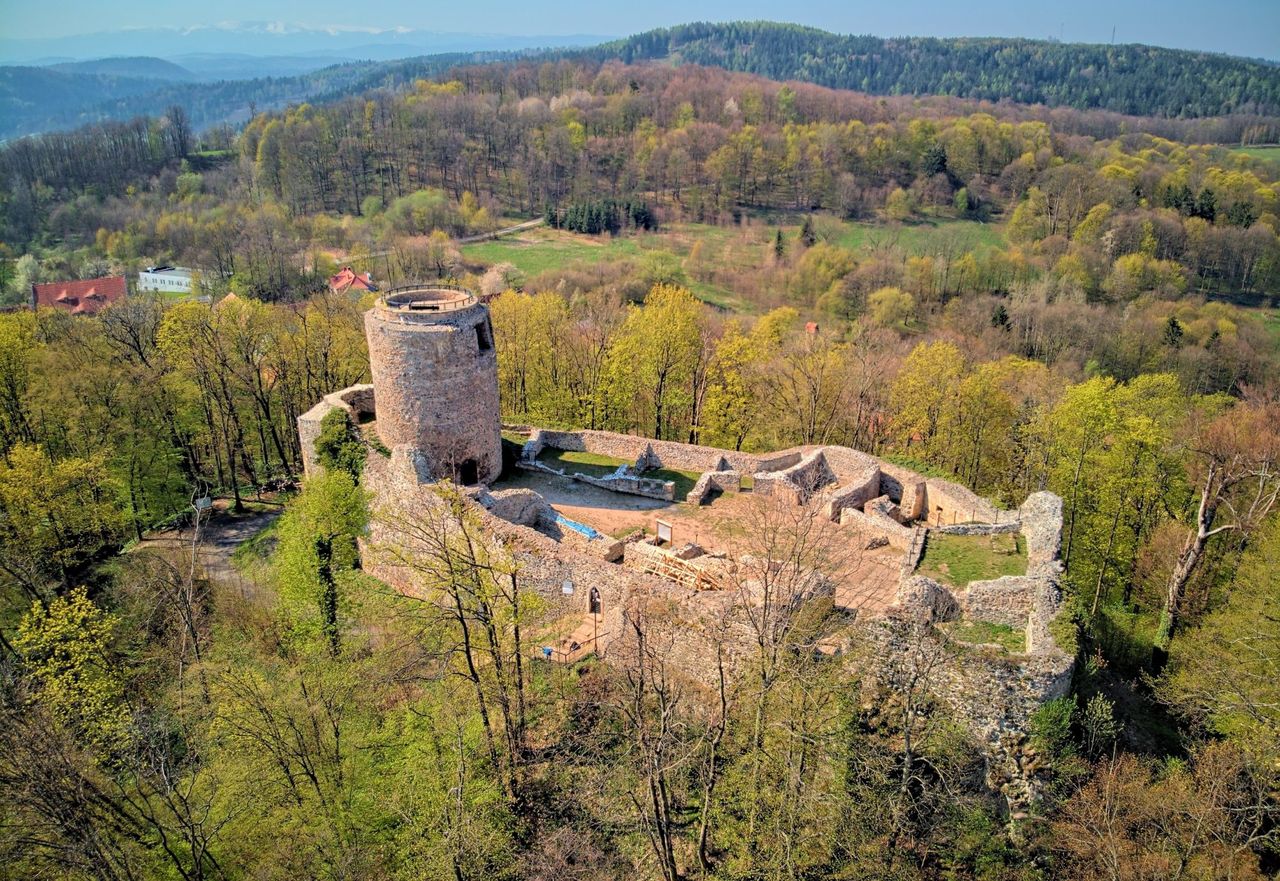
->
[
  {"left": 753, "top": 449, "right": 835, "bottom": 502},
  {"left": 934, "top": 522, "right": 1021, "bottom": 536},
  {"left": 922, "top": 478, "right": 1001, "bottom": 526},
  {"left": 480, "top": 487, "right": 550, "bottom": 527},
  {"left": 1018, "top": 492, "right": 1064, "bottom": 577},
  {"left": 961, "top": 575, "right": 1041, "bottom": 629},
  {"left": 364, "top": 449, "right": 653, "bottom": 656},
  {"left": 865, "top": 615, "right": 1073, "bottom": 815},
  {"left": 528, "top": 428, "right": 807, "bottom": 477},
  {"left": 876, "top": 462, "right": 927, "bottom": 520},
  {"left": 816, "top": 463, "right": 881, "bottom": 521},
  {"left": 895, "top": 575, "right": 960, "bottom": 621},
  {"left": 297, "top": 383, "right": 376, "bottom": 477},
  {"left": 876, "top": 461, "right": 1000, "bottom": 526},
  {"left": 688, "top": 470, "right": 742, "bottom": 505},
  {"left": 840, "top": 506, "right": 916, "bottom": 550}
]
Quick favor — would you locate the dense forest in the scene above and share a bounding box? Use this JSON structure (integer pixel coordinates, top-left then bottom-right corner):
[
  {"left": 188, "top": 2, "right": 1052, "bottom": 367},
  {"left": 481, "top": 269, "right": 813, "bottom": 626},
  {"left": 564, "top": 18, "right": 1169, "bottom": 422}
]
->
[
  {"left": 590, "top": 22, "right": 1280, "bottom": 118},
  {"left": 5, "top": 21, "right": 1280, "bottom": 139},
  {"left": 1, "top": 46, "right": 1279, "bottom": 881}
]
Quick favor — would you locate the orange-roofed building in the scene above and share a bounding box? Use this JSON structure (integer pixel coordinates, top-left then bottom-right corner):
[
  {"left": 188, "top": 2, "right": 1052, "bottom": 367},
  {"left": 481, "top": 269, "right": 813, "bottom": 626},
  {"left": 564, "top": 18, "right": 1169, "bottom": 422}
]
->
[
  {"left": 32, "top": 276, "right": 127, "bottom": 316},
  {"left": 329, "top": 266, "right": 377, "bottom": 294}
]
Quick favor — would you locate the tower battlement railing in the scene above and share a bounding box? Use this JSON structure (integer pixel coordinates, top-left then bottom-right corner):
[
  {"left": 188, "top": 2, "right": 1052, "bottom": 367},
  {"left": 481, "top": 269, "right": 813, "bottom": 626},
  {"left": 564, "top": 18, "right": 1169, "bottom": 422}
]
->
[{"left": 381, "top": 283, "right": 478, "bottom": 313}]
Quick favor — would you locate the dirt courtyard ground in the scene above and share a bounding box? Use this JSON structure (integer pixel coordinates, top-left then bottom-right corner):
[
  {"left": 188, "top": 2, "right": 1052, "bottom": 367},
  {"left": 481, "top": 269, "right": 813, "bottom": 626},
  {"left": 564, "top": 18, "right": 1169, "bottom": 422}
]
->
[{"left": 492, "top": 468, "right": 903, "bottom": 616}]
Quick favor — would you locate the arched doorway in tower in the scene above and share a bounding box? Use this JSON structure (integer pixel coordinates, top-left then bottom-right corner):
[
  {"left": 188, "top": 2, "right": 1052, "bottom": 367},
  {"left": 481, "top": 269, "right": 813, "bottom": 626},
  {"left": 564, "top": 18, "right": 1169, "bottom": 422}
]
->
[{"left": 589, "top": 586, "right": 601, "bottom": 615}]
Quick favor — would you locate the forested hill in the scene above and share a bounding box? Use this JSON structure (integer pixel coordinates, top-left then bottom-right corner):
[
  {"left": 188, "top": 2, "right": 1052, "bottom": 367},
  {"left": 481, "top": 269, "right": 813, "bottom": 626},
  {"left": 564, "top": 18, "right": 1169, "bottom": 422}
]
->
[
  {"left": 4, "top": 21, "right": 1280, "bottom": 140},
  {"left": 0, "top": 52, "right": 495, "bottom": 141},
  {"left": 581, "top": 22, "right": 1280, "bottom": 119}
]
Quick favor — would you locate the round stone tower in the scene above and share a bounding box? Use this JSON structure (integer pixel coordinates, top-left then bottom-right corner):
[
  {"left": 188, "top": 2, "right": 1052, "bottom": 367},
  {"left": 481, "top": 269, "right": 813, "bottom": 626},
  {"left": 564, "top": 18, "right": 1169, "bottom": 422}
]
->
[{"left": 365, "top": 284, "right": 502, "bottom": 485}]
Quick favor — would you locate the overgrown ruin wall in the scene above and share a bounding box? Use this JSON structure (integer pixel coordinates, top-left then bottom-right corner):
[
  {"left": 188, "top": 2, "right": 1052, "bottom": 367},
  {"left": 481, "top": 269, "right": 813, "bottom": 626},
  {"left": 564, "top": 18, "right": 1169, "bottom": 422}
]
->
[{"left": 298, "top": 384, "right": 375, "bottom": 477}]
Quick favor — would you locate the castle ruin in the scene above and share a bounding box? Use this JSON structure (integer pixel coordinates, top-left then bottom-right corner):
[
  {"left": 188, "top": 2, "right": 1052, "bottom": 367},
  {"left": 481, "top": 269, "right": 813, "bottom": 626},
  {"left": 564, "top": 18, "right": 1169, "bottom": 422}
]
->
[{"left": 298, "top": 285, "right": 1075, "bottom": 813}]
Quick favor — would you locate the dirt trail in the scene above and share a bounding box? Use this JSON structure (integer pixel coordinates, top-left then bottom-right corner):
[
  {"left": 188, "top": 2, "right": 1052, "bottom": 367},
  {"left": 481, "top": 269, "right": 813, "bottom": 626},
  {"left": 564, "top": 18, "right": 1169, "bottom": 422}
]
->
[{"left": 132, "top": 504, "right": 281, "bottom": 595}]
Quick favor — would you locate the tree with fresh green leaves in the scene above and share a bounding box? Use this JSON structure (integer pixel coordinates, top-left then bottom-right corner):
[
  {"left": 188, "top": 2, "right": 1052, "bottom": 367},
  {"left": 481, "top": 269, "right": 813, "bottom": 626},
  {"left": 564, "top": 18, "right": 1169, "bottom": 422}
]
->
[
  {"left": 274, "top": 470, "right": 369, "bottom": 655},
  {"left": 0, "top": 444, "right": 124, "bottom": 600},
  {"left": 314, "top": 408, "right": 366, "bottom": 479},
  {"left": 15, "top": 586, "right": 130, "bottom": 757}
]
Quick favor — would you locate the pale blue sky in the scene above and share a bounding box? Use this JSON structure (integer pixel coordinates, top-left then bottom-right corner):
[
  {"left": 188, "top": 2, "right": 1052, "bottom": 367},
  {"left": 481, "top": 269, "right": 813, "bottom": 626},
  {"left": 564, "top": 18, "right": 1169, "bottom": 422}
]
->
[{"left": 3, "top": 0, "right": 1278, "bottom": 60}]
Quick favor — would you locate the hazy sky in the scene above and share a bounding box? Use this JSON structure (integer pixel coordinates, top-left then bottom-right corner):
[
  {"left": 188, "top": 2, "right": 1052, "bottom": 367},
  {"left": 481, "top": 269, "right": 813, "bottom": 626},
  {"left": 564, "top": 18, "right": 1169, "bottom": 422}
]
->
[{"left": 3, "top": 0, "right": 1278, "bottom": 59}]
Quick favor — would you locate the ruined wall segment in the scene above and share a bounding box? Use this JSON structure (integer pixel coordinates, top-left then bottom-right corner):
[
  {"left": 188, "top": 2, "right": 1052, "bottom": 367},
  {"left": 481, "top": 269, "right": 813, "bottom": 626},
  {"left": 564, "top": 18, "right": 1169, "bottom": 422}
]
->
[
  {"left": 297, "top": 384, "right": 375, "bottom": 477},
  {"left": 365, "top": 286, "right": 501, "bottom": 485}
]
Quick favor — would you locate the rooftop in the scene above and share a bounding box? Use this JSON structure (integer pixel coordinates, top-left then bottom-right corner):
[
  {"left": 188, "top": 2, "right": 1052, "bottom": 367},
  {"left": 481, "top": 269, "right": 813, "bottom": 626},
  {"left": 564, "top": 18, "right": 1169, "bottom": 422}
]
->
[{"left": 32, "top": 276, "right": 126, "bottom": 315}]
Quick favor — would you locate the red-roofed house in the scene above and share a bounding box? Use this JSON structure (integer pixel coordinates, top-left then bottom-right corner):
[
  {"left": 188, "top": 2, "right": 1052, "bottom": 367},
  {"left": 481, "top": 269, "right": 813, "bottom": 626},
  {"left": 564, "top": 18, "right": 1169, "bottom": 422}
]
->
[
  {"left": 329, "top": 267, "right": 377, "bottom": 294},
  {"left": 32, "top": 276, "right": 127, "bottom": 316}
]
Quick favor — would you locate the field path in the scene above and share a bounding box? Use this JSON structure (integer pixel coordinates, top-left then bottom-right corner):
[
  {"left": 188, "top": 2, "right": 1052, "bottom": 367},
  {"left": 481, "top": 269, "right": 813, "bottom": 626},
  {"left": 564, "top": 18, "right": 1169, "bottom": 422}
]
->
[{"left": 456, "top": 217, "right": 545, "bottom": 244}]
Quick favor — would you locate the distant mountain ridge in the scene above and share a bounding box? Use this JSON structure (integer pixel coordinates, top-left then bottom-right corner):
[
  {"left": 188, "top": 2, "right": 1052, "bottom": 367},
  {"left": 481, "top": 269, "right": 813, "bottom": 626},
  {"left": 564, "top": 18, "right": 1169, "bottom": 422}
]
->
[
  {"left": 3, "top": 21, "right": 1280, "bottom": 141},
  {"left": 580, "top": 22, "right": 1280, "bottom": 118},
  {"left": 48, "top": 57, "right": 198, "bottom": 81}
]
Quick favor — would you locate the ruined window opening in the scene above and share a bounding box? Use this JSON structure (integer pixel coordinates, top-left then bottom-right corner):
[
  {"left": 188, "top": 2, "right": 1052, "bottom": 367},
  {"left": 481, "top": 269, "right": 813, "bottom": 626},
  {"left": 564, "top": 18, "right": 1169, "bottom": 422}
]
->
[
  {"left": 458, "top": 459, "right": 479, "bottom": 485},
  {"left": 589, "top": 586, "right": 602, "bottom": 615},
  {"left": 474, "top": 320, "right": 492, "bottom": 353}
]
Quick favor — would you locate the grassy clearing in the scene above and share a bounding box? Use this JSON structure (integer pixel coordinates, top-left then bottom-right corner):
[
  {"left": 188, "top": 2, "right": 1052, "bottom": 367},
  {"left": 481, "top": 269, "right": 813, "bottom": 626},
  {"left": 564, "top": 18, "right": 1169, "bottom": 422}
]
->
[
  {"left": 462, "top": 224, "right": 752, "bottom": 312},
  {"left": 1231, "top": 144, "right": 1280, "bottom": 165},
  {"left": 917, "top": 532, "right": 1027, "bottom": 588},
  {"left": 535, "top": 448, "right": 703, "bottom": 501},
  {"left": 832, "top": 218, "right": 1005, "bottom": 256},
  {"left": 462, "top": 227, "right": 646, "bottom": 276},
  {"left": 940, "top": 620, "right": 1025, "bottom": 654},
  {"left": 461, "top": 217, "right": 1002, "bottom": 315},
  {"left": 1259, "top": 310, "right": 1280, "bottom": 351}
]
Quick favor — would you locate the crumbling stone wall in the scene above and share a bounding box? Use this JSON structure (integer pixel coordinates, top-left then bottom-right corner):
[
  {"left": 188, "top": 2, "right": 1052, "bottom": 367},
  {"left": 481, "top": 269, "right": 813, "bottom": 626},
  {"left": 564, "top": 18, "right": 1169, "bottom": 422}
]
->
[
  {"left": 840, "top": 504, "right": 916, "bottom": 550},
  {"left": 961, "top": 576, "right": 1041, "bottom": 629},
  {"left": 298, "top": 383, "right": 375, "bottom": 476},
  {"left": 876, "top": 462, "right": 927, "bottom": 520},
  {"left": 688, "top": 470, "right": 742, "bottom": 505},
  {"left": 876, "top": 461, "right": 1000, "bottom": 525},
  {"left": 518, "top": 458, "right": 675, "bottom": 500},
  {"left": 527, "top": 428, "right": 806, "bottom": 476},
  {"left": 816, "top": 464, "right": 881, "bottom": 520},
  {"left": 921, "top": 479, "right": 1001, "bottom": 526},
  {"left": 753, "top": 449, "right": 836, "bottom": 502},
  {"left": 865, "top": 613, "right": 1073, "bottom": 815},
  {"left": 364, "top": 449, "right": 647, "bottom": 656}
]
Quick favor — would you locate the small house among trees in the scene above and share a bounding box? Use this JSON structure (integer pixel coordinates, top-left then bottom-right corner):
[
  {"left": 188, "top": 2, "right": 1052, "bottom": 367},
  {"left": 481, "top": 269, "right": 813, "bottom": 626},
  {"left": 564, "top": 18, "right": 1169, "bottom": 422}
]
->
[
  {"left": 31, "top": 275, "right": 126, "bottom": 315},
  {"left": 328, "top": 266, "right": 377, "bottom": 295}
]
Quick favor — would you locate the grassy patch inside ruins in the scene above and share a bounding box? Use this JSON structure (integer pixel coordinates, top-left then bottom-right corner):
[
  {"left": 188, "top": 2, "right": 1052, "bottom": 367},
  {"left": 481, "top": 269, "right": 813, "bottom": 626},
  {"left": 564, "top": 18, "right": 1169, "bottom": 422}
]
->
[
  {"left": 917, "top": 532, "right": 1027, "bottom": 588},
  {"left": 535, "top": 448, "right": 702, "bottom": 501},
  {"left": 939, "top": 620, "right": 1026, "bottom": 654}
]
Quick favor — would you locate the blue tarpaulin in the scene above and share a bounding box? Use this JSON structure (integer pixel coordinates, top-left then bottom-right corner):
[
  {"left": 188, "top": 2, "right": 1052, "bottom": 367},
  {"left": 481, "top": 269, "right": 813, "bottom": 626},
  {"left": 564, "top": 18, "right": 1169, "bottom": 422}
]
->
[{"left": 554, "top": 512, "right": 602, "bottom": 540}]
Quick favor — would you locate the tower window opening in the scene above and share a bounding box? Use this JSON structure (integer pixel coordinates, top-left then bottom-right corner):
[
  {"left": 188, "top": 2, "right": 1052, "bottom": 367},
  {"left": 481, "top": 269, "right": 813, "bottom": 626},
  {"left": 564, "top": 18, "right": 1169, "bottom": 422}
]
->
[{"left": 475, "top": 320, "right": 493, "bottom": 352}]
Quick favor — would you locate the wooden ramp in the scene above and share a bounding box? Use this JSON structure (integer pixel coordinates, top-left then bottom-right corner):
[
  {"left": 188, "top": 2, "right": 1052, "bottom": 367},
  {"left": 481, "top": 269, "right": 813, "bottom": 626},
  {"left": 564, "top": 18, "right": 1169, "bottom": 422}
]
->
[{"left": 537, "top": 613, "right": 606, "bottom": 664}]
